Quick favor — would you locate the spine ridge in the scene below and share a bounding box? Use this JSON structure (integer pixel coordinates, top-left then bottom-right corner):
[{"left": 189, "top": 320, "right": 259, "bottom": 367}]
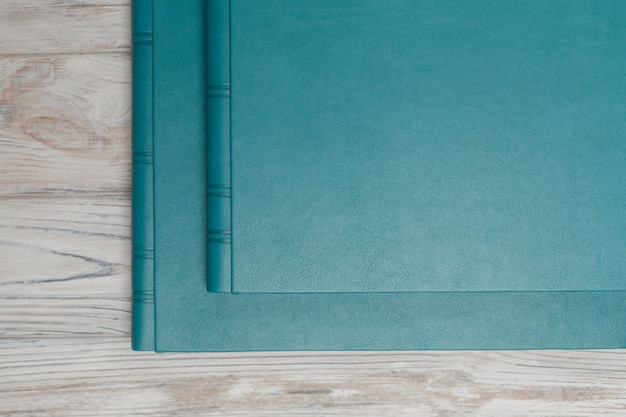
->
[
  {"left": 207, "top": 0, "right": 232, "bottom": 293},
  {"left": 131, "top": 0, "right": 155, "bottom": 350}
]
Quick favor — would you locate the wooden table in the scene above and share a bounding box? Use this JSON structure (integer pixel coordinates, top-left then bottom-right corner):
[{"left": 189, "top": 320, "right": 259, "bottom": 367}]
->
[{"left": 1, "top": 2, "right": 625, "bottom": 415}]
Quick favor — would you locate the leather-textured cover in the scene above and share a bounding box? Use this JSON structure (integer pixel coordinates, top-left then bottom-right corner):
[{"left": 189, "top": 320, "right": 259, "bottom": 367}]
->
[
  {"left": 133, "top": 0, "right": 626, "bottom": 351},
  {"left": 230, "top": 0, "right": 626, "bottom": 293}
]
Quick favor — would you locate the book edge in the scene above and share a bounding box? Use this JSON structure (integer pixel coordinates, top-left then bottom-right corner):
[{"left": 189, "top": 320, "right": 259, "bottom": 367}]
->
[
  {"left": 206, "top": 0, "right": 233, "bottom": 293},
  {"left": 131, "top": 0, "right": 155, "bottom": 351}
]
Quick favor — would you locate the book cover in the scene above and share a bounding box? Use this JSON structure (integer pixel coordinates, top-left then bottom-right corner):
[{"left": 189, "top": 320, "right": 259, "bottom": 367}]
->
[{"left": 133, "top": 0, "right": 626, "bottom": 351}]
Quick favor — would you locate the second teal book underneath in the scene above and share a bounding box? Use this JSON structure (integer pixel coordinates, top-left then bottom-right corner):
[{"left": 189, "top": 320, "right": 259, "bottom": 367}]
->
[{"left": 133, "top": 0, "right": 626, "bottom": 351}]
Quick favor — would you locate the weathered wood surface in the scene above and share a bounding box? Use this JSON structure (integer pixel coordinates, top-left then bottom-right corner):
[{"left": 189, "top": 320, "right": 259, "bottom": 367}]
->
[
  {"left": 0, "top": 196, "right": 130, "bottom": 293},
  {"left": 2, "top": 338, "right": 626, "bottom": 417},
  {"left": 0, "top": 54, "right": 131, "bottom": 196},
  {"left": 0, "top": 196, "right": 130, "bottom": 337},
  {"left": 0, "top": 1, "right": 130, "bottom": 55},
  {"left": 1, "top": 1, "right": 626, "bottom": 416}
]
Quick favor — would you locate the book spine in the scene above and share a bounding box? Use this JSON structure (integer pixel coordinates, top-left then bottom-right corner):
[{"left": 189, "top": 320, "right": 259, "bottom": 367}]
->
[
  {"left": 131, "top": 0, "right": 155, "bottom": 350},
  {"left": 206, "top": 0, "right": 232, "bottom": 292}
]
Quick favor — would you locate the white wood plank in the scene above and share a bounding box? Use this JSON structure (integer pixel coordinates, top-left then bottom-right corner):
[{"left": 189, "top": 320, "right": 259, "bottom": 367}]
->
[
  {"left": 0, "top": 196, "right": 131, "bottom": 336},
  {"left": 0, "top": 196, "right": 130, "bottom": 294},
  {"left": 1, "top": 338, "right": 625, "bottom": 416},
  {"left": 0, "top": 297, "right": 129, "bottom": 337},
  {"left": 0, "top": 54, "right": 130, "bottom": 196},
  {"left": 0, "top": 1, "right": 130, "bottom": 55}
]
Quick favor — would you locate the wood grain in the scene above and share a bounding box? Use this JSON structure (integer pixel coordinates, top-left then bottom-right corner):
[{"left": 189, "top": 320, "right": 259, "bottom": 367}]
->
[
  {"left": 0, "top": 297, "right": 129, "bottom": 337},
  {"left": 0, "top": 1, "right": 130, "bottom": 55},
  {"left": 0, "top": 54, "right": 131, "bottom": 196},
  {"left": 1, "top": 338, "right": 626, "bottom": 416},
  {"left": 0, "top": 196, "right": 130, "bottom": 336},
  {"left": 0, "top": 196, "right": 129, "bottom": 293}
]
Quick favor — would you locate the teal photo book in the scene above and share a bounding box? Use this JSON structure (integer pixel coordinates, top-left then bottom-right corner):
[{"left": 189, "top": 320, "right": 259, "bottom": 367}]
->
[{"left": 132, "top": 0, "right": 626, "bottom": 351}]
